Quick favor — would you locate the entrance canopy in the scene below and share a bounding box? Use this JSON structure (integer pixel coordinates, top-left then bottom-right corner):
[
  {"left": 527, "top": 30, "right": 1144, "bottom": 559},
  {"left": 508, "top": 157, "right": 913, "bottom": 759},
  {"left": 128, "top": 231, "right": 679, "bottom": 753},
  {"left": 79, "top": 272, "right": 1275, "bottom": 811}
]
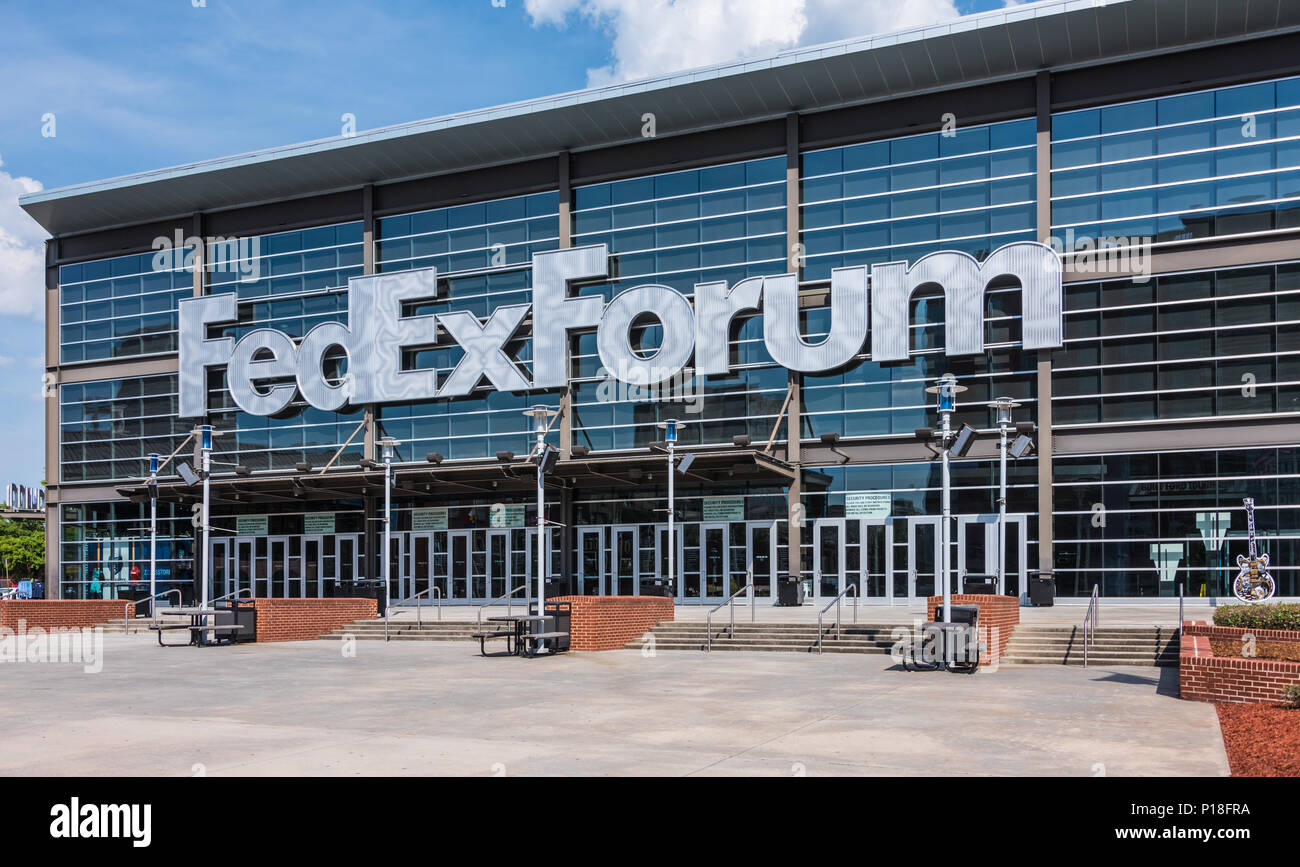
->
[{"left": 117, "top": 448, "right": 796, "bottom": 506}]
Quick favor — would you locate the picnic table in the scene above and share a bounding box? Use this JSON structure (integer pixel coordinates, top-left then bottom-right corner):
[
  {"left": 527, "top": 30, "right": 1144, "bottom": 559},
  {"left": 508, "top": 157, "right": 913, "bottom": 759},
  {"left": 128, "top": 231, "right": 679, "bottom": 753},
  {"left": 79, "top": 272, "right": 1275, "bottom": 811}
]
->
[
  {"left": 152, "top": 607, "right": 247, "bottom": 647},
  {"left": 476, "top": 610, "right": 570, "bottom": 658},
  {"left": 479, "top": 614, "right": 546, "bottom": 657}
]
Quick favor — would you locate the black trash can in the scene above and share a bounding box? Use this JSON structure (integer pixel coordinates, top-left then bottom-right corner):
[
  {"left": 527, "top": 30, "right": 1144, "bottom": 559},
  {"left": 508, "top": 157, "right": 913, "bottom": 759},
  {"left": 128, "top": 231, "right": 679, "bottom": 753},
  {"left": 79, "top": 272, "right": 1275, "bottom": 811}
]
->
[
  {"left": 1028, "top": 570, "right": 1055, "bottom": 607},
  {"left": 775, "top": 574, "right": 805, "bottom": 607},
  {"left": 340, "top": 580, "right": 387, "bottom": 616},
  {"left": 216, "top": 599, "right": 257, "bottom": 644},
  {"left": 543, "top": 600, "right": 571, "bottom": 652},
  {"left": 962, "top": 574, "right": 997, "bottom": 595},
  {"left": 639, "top": 579, "right": 672, "bottom": 597}
]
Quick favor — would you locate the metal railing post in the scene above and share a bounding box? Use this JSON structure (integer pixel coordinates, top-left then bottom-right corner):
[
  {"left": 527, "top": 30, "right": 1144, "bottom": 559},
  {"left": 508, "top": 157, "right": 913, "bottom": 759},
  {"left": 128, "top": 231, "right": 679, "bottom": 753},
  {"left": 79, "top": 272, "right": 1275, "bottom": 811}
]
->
[{"left": 706, "top": 583, "right": 753, "bottom": 653}]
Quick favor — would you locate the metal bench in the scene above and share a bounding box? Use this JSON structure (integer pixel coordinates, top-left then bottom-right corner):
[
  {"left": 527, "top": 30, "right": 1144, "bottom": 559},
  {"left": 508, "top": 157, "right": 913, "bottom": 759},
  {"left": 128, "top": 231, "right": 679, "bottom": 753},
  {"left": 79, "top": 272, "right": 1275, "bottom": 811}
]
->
[
  {"left": 520, "top": 631, "right": 569, "bottom": 658},
  {"left": 471, "top": 629, "right": 516, "bottom": 656}
]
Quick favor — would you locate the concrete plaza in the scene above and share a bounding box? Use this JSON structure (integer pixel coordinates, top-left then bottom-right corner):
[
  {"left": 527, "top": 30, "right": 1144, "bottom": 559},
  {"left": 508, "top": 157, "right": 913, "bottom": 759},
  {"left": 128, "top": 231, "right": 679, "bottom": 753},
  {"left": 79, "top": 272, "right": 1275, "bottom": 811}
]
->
[{"left": 0, "top": 634, "right": 1226, "bottom": 776}]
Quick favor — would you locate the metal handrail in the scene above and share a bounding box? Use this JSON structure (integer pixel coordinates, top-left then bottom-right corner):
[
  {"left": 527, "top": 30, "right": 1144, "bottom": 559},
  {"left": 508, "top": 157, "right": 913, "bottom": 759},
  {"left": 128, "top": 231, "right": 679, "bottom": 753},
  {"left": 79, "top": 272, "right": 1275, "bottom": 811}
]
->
[
  {"left": 476, "top": 584, "right": 531, "bottom": 631},
  {"left": 1178, "top": 581, "right": 1185, "bottom": 632},
  {"left": 816, "top": 584, "right": 860, "bottom": 654},
  {"left": 123, "top": 589, "right": 182, "bottom": 626},
  {"left": 705, "top": 571, "right": 754, "bottom": 652},
  {"left": 1082, "top": 583, "right": 1100, "bottom": 667},
  {"left": 209, "top": 587, "right": 254, "bottom": 606},
  {"left": 384, "top": 586, "right": 444, "bottom": 641}
]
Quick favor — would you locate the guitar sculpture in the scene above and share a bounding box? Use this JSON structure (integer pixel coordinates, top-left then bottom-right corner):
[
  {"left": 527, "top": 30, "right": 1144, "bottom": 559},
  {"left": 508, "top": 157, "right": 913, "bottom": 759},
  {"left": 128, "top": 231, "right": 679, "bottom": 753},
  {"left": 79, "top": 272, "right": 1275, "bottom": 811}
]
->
[{"left": 1233, "top": 498, "right": 1276, "bottom": 602}]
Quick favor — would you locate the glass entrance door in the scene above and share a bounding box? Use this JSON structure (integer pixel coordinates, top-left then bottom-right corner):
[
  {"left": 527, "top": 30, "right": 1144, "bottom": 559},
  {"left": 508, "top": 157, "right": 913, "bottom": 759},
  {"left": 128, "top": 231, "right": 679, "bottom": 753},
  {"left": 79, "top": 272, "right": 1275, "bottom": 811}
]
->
[
  {"left": 659, "top": 526, "right": 677, "bottom": 597},
  {"left": 814, "top": 518, "right": 892, "bottom": 604},
  {"left": 385, "top": 531, "right": 406, "bottom": 605},
  {"left": 814, "top": 519, "right": 845, "bottom": 602},
  {"left": 896, "top": 517, "right": 941, "bottom": 602},
  {"left": 233, "top": 537, "right": 255, "bottom": 598},
  {"left": 747, "top": 521, "right": 776, "bottom": 601},
  {"left": 957, "top": 515, "right": 996, "bottom": 591},
  {"left": 301, "top": 536, "right": 321, "bottom": 598},
  {"left": 487, "top": 530, "right": 509, "bottom": 600},
  {"left": 409, "top": 533, "right": 432, "bottom": 604},
  {"left": 211, "top": 538, "right": 231, "bottom": 600},
  {"left": 957, "top": 514, "right": 1027, "bottom": 596},
  {"left": 469, "top": 531, "right": 488, "bottom": 601},
  {"left": 613, "top": 526, "right": 637, "bottom": 595},
  {"left": 449, "top": 531, "right": 470, "bottom": 600},
  {"left": 578, "top": 528, "right": 604, "bottom": 595},
  {"left": 267, "top": 537, "right": 289, "bottom": 597},
  {"left": 525, "top": 527, "right": 557, "bottom": 598},
  {"left": 862, "top": 518, "right": 891, "bottom": 601},
  {"left": 701, "top": 522, "right": 727, "bottom": 601}
]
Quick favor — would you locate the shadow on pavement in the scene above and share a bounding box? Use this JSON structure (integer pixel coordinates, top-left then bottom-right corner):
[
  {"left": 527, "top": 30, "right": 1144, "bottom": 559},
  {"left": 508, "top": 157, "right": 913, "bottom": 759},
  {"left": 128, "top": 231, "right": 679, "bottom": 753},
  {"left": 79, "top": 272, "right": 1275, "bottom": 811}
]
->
[{"left": 1089, "top": 667, "right": 1181, "bottom": 698}]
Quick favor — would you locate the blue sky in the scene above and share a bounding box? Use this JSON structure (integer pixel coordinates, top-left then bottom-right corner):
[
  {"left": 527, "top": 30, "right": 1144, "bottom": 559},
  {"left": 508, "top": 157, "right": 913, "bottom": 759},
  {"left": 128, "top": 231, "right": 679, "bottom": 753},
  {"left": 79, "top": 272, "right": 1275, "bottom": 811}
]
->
[{"left": 0, "top": 0, "right": 1012, "bottom": 494}]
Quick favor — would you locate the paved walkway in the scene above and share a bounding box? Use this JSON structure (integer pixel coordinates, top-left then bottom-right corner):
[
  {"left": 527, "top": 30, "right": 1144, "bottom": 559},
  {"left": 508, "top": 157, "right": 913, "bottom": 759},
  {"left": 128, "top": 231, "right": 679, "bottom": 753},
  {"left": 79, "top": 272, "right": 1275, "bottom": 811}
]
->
[{"left": 0, "top": 636, "right": 1226, "bottom": 776}]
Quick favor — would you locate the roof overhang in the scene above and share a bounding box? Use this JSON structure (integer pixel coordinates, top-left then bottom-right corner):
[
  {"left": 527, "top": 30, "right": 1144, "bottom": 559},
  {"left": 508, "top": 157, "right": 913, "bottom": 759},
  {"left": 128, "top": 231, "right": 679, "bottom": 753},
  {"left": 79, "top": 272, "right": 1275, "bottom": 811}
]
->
[
  {"left": 117, "top": 448, "right": 798, "bottom": 507},
  {"left": 24, "top": 0, "right": 1300, "bottom": 237}
]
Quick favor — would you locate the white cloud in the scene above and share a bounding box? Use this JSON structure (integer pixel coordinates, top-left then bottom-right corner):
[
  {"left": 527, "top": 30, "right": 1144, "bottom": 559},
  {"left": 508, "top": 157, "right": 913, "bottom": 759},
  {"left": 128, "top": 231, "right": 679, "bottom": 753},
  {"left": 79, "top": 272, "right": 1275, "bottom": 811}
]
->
[
  {"left": 0, "top": 157, "right": 47, "bottom": 319},
  {"left": 525, "top": 0, "right": 962, "bottom": 87}
]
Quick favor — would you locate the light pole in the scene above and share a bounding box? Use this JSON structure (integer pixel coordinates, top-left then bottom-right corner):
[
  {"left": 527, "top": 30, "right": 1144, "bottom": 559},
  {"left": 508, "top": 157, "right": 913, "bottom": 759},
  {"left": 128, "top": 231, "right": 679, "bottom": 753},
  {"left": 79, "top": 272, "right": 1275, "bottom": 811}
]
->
[
  {"left": 988, "top": 398, "right": 1020, "bottom": 597},
  {"left": 524, "top": 405, "right": 557, "bottom": 612},
  {"left": 197, "top": 425, "right": 213, "bottom": 641},
  {"left": 147, "top": 452, "right": 159, "bottom": 618},
  {"left": 379, "top": 436, "right": 400, "bottom": 601},
  {"left": 658, "top": 419, "right": 679, "bottom": 595},
  {"left": 923, "top": 375, "right": 967, "bottom": 625}
]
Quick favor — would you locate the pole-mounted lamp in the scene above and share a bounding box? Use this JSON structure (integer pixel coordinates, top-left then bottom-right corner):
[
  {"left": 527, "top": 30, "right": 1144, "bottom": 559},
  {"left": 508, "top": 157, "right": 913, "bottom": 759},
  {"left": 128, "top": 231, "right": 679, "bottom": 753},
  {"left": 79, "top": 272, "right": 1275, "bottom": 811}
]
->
[
  {"left": 524, "top": 405, "right": 558, "bottom": 617},
  {"left": 921, "top": 375, "right": 967, "bottom": 626},
  {"left": 988, "top": 397, "right": 1021, "bottom": 597},
  {"left": 656, "top": 419, "right": 695, "bottom": 599},
  {"left": 147, "top": 453, "right": 159, "bottom": 618},
  {"left": 378, "top": 436, "right": 400, "bottom": 601}
]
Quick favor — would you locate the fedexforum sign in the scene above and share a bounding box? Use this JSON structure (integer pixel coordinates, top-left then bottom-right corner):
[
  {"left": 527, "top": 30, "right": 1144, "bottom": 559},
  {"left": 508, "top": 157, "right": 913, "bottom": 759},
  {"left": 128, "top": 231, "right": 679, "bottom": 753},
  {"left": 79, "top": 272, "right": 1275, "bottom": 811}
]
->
[{"left": 178, "top": 242, "right": 1062, "bottom": 418}]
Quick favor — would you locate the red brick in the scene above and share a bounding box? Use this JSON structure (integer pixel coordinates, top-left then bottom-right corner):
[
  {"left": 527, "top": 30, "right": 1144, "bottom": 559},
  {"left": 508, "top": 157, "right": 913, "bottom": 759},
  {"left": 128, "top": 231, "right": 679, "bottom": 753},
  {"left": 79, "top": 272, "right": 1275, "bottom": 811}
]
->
[
  {"left": 926, "top": 594, "right": 1020, "bottom": 668},
  {"left": 251, "top": 597, "right": 378, "bottom": 643}
]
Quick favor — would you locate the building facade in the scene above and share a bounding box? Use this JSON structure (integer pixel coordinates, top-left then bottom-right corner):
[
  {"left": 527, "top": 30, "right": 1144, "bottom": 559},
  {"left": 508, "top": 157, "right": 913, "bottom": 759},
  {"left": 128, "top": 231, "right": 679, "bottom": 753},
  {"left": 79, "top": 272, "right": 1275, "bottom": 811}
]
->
[{"left": 24, "top": 0, "right": 1300, "bottom": 606}]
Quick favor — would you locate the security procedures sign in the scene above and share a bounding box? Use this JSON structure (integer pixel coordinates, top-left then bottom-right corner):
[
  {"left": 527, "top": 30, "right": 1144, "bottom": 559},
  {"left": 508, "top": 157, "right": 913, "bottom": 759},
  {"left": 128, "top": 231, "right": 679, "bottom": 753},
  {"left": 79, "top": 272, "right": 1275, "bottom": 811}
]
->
[
  {"left": 236, "top": 515, "right": 269, "bottom": 536},
  {"left": 845, "top": 492, "right": 890, "bottom": 518},
  {"left": 411, "top": 508, "right": 448, "bottom": 530},
  {"left": 178, "top": 243, "right": 1062, "bottom": 418},
  {"left": 303, "top": 512, "right": 335, "bottom": 534}
]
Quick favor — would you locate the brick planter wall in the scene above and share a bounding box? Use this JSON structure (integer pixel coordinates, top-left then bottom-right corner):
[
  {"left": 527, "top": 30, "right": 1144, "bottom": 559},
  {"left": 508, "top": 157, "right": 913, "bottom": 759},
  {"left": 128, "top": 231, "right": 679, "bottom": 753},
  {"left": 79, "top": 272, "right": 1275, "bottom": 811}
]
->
[
  {"left": 0, "top": 599, "right": 134, "bottom": 631},
  {"left": 252, "top": 598, "right": 377, "bottom": 643},
  {"left": 1180, "top": 620, "right": 1300, "bottom": 704},
  {"left": 1184, "top": 620, "right": 1300, "bottom": 663},
  {"left": 926, "top": 594, "right": 1021, "bottom": 667},
  {"left": 550, "top": 595, "right": 674, "bottom": 651}
]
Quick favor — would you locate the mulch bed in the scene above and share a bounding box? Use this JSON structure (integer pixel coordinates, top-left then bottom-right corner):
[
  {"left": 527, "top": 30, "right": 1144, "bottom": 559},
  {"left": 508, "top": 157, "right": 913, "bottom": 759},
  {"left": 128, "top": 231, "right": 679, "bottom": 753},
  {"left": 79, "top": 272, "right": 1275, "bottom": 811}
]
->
[
  {"left": 1216, "top": 703, "right": 1300, "bottom": 776},
  {"left": 1210, "top": 638, "right": 1300, "bottom": 662}
]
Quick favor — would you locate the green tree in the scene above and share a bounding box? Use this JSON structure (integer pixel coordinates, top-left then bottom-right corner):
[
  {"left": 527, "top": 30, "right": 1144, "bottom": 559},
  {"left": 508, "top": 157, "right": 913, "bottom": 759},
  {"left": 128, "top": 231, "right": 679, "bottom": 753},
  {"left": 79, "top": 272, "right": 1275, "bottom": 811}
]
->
[{"left": 0, "top": 518, "right": 45, "bottom": 580}]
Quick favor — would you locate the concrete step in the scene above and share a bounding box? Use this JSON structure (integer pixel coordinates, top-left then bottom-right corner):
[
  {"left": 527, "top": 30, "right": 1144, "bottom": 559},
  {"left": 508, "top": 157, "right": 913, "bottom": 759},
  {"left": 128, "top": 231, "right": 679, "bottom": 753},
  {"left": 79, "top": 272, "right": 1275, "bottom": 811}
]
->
[
  {"left": 1002, "top": 623, "right": 1177, "bottom": 666},
  {"left": 1003, "top": 649, "right": 1176, "bottom": 659},
  {"left": 1003, "top": 636, "right": 1180, "bottom": 644},
  {"left": 634, "top": 634, "right": 899, "bottom": 647},
  {"left": 1002, "top": 656, "right": 1177, "bottom": 666},
  {"left": 629, "top": 641, "right": 896, "bottom": 654}
]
